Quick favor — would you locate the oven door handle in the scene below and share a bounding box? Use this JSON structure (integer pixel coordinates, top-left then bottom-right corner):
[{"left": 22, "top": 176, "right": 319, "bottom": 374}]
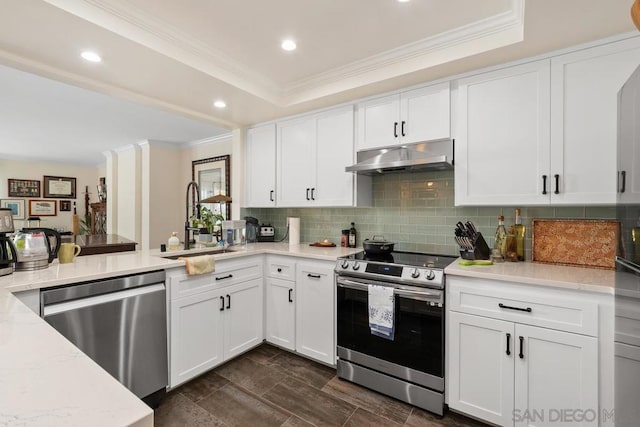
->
[{"left": 337, "top": 278, "right": 442, "bottom": 304}]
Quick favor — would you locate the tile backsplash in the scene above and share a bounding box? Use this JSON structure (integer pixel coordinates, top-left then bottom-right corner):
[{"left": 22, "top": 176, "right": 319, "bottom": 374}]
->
[{"left": 241, "top": 170, "right": 616, "bottom": 259}]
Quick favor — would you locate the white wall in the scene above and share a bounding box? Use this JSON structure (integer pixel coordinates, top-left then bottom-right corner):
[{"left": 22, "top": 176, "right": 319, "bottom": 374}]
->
[
  {"left": 115, "top": 145, "right": 142, "bottom": 243},
  {"left": 141, "top": 141, "right": 182, "bottom": 250},
  {"left": 0, "top": 158, "right": 100, "bottom": 231}
]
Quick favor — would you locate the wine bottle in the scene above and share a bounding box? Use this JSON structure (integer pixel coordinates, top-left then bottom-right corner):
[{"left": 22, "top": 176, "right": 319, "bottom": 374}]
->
[
  {"left": 348, "top": 222, "right": 357, "bottom": 248},
  {"left": 514, "top": 209, "right": 525, "bottom": 261}
]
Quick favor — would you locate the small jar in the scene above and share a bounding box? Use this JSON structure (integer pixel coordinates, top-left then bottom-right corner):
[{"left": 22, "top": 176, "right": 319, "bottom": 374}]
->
[{"left": 341, "top": 230, "right": 349, "bottom": 247}]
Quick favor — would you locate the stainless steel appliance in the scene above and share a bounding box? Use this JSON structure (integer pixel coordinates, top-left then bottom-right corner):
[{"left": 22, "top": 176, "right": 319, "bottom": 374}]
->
[
  {"left": 0, "top": 208, "right": 17, "bottom": 276},
  {"left": 245, "top": 216, "right": 260, "bottom": 243},
  {"left": 335, "top": 251, "right": 456, "bottom": 415},
  {"left": 13, "top": 227, "right": 60, "bottom": 271},
  {"left": 41, "top": 270, "right": 168, "bottom": 407},
  {"left": 615, "top": 64, "right": 640, "bottom": 426},
  {"left": 345, "top": 139, "right": 453, "bottom": 175},
  {"left": 258, "top": 224, "right": 275, "bottom": 242}
]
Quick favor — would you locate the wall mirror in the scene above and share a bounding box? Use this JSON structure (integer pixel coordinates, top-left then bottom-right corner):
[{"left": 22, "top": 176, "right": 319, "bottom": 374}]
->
[{"left": 192, "top": 155, "right": 231, "bottom": 219}]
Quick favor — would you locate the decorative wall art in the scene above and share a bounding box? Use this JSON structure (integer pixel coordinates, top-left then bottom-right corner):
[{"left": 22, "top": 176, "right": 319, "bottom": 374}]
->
[
  {"left": 43, "top": 176, "right": 76, "bottom": 199},
  {"left": 0, "top": 199, "right": 26, "bottom": 219},
  {"left": 8, "top": 179, "right": 40, "bottom": 198},
  {"left": 29, "top": 200, "right": 57, "bottom": 216}
]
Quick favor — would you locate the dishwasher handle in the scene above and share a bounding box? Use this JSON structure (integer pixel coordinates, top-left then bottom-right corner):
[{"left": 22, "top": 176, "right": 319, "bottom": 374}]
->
[{"left": 42, "top": 284, "right": 165, "bottom": 317}]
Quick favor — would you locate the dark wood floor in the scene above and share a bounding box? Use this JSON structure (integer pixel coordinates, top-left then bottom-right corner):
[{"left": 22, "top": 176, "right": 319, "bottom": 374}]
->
[{"left": 155, "top": 343, "right": 489, "bottom": 427}]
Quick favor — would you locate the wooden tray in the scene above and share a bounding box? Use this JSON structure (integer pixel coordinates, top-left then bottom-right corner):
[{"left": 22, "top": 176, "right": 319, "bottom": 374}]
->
[
  {"left": 531, "top": 219, "right": 620, "bottom": 269},
  {"left": 309, "top": 241, "right": 336, "bottom": 247}
]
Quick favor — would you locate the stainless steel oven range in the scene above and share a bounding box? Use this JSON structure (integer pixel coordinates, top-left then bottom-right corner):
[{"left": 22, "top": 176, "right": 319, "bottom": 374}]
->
[{"left": 335, "top": 251, "right": 456, "bottom": 415}]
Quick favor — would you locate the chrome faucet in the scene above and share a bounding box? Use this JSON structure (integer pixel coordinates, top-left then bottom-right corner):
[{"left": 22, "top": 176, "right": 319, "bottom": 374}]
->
[{"left": 185, "top": 181, "right": 201, "bottom": 249}]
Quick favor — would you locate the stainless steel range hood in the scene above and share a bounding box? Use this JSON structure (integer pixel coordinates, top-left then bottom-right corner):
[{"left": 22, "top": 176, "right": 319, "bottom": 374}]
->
[{"left": 345, "top": 138, "right": 453, "bottom": 175}]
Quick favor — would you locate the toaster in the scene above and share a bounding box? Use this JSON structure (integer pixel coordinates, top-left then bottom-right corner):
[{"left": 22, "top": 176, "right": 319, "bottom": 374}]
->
[{"left": 258, "top": 224, "right": 275, "bottom": 242}]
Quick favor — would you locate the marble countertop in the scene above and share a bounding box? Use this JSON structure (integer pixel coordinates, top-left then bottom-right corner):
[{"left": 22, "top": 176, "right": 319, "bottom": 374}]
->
[
  {"left": 445, "top": 258, "right": 615, "bottom": 295},
  {"left": 0, "top": 243, "right": 359, "bottom": 426}
]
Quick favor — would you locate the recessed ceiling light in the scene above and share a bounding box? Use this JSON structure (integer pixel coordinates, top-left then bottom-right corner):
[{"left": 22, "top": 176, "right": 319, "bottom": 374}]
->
[
  {"left": 81, "top": 51, "right": 102, "bottom": 63},
  {"left": 281, "top": 39, "right": 297, "bottom": 51},
  {"left": 397, "top": 0, "right": 411, "bottom": 2},
  {"left": 213, "top": 100, "right": 227, "bottom": 108}
]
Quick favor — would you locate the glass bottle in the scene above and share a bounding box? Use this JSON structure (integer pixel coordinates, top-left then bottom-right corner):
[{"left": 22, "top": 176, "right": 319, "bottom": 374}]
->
[
  {"left": 514, "top": 209, "right": 526, "bottom": 261},
  {"left": 348, "top": 222, "right": 357, "bottom": 248},
  {"left": 494, "top": 215, "right": 507, "bottom": 258},
  {"left": 341, "top": 229, "right": 349, "bottom": 247}
]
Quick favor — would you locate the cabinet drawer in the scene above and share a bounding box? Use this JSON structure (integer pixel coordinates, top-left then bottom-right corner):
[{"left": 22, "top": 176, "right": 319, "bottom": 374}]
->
[
  {"left": 169, "top": 257, "right": 263, "bottom": 299},
  {"left": 448, "top": 277, "right": 599, "bottom": 336},
  {"left": 267, "top": 256, "right": 296, "bottom": 281}
]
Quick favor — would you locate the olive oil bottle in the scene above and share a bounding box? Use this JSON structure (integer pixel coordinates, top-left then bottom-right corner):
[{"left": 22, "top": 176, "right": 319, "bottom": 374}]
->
[{"left": 514, "top": 209, "right": 526, "bottom": 261}]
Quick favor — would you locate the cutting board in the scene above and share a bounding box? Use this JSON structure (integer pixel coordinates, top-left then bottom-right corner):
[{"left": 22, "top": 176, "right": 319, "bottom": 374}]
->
[{"left": 531, "top": 219, "right": 620, "bottom": 269}]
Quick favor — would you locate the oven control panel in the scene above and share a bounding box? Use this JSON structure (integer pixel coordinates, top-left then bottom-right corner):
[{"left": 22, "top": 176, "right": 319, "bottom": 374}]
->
[{"left": 335, "top": 260, "right": 444, "bottom": 287}]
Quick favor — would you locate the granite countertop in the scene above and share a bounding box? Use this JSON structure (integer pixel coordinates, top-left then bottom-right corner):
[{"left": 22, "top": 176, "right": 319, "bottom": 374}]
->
[
  {"left": 445, "top": 258, "right": 615, "bottom": 295},
  {"left": 0, "top": 243, "right": 360, "bottom": 426}
]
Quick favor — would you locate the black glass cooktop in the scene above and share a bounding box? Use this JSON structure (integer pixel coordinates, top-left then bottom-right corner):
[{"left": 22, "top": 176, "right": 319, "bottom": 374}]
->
[{"left": 344, "top": 251, "right": 456, "bottom": 270}]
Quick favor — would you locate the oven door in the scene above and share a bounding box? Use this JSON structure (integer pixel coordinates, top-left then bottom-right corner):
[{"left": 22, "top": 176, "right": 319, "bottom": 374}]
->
[{"left": 336, "top": 275, "right": 444, "bottom": 383}]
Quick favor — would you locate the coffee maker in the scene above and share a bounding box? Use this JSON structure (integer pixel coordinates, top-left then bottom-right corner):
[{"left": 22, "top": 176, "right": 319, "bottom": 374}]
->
[{"left": 0, "top": 208, "right": 18, "bottom": 277}]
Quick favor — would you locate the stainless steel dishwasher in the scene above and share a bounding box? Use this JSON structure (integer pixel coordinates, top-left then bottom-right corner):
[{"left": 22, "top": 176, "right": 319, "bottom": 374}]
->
[{"left": 41, "top": 270, "right": 168, "bottom": 407}]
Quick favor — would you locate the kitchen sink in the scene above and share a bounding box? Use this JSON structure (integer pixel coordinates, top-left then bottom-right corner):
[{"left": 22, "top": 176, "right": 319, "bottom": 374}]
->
[{"left": 160, "top": 247, "right": 239, "bottom": 260}]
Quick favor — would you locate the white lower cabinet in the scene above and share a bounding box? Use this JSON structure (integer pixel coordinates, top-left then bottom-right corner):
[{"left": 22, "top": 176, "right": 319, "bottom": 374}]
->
[
  {"left": 447, "top": 276, "right": 603, "bottom": 427},
  {"left": 296, "top": 261, "right": 335, "bottom": 365},
  {"left": 168, "top": 258, "right": 263, "bottom": 388},
  {"left": 449, "top": 312, "right": 598, "bottom": 426},
  {"left": 265, "top": 276, "right": 296, "bottom": 351}
]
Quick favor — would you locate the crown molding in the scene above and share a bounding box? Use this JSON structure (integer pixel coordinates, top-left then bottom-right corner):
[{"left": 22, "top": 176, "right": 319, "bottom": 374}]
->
[
  {"left": 281, "top": 0, "right": 525, "bottom": 105},
  {"left": 137, "top": 139, "right": 184, "bottom": 150},
  {"left": 186, "top": 133, "right": 233, "bottom": 148},
  {"left": 42, "top": 0, "right": 282, "bottom": 104}
]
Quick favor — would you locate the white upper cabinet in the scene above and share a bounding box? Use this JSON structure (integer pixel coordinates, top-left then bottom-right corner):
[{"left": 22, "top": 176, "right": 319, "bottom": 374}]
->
[
  {"left": 551, "top": 37, "right": 640, "bottom": 205},
  {"left": 455, "top": 36, "right": 640, "bottom": 206},
  {"left": 455, "top": 60, "right": 551, "bottom": 206},
  {"left": 277, "top": 106, "right": 354, "bottom": 207},
  {"left": 357, "top": 83, "right": 450, "bottom": 151},
  {"left": 246, "top": 124, "right": 276, "bottom": 207},
  {"left": 619, "top": 64, "right": 640, "bottom": 204}
]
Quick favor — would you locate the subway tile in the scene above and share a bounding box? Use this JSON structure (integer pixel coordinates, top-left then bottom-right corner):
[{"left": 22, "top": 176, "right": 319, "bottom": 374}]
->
[{"left": 585, "top": 206, "right": 616, "bottom": 219}]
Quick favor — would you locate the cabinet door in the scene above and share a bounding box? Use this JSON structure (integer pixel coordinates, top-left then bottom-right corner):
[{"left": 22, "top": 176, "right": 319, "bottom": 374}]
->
[
  {"left": 551, "top": 38, "right": 640, "bottom": 204},
  {"left": 619, "top": 65, "right": 640, "bottom": 204},
  {"left": 455, "top": 60, "right": 551, "bottom": 206},
  {"left": 357, "top": 93, "right": 400, "bottom": 150},
  {"left": 400, "top": 83, "right": 450, "bottom": 144},
  {"left": 314, "top": 106, "right": 354, "bottom": 206},
  {"left": 296, "top": 262, "right": 335, "bottom": 365},
  {"left": 514, "top": 324, "right": 598, "bottom": 427},
  {"left": 170, "top": 289, "right": 224, "bottom": 387},
  {"left": 246, "top": 124, "right": 277, "bottom": 207},
  {"left": 223, "top": 278, "right": 264, "bottom": 360},
  {"left": 277, "top": 117, "right": 315, "bottom": 207},
  {"left": 265, "top": 277, "right": 295, "bottom": 351},
  {"left": 448, "top": 311, "right": 515, "bottom": 427}
]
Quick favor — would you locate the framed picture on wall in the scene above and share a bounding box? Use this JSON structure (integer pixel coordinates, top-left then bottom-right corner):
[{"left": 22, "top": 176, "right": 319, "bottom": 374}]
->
[
  {"left": 8, "top": 179, "right": 40, "bottom": 198},
  {"left": 29, "top": 200, "right": 57, "bottom": 216},
  {"left": 1, "top": 199, "right": 26, "bottom": 220},
  {"left": 43, "top": 175, "right": 76, "bottom": 199},
  {"left": 59, "top": 200, "right": 71, "bottom": 212}
]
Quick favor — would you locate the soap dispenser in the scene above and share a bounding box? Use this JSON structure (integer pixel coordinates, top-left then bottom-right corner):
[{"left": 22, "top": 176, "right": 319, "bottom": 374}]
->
[{"left": 168, "top": 232, "right": 180, "bottom": 251}]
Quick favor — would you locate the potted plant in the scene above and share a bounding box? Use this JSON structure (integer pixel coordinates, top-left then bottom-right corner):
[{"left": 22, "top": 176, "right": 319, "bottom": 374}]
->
[{"left": 198, "top": 206, "right": 224, "bottom": 242}]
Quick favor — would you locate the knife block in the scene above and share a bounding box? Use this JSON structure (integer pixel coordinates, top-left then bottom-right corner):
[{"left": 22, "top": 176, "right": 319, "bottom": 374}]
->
[{"left": 459, "top": 232, "right": 491, "bottom": 260}]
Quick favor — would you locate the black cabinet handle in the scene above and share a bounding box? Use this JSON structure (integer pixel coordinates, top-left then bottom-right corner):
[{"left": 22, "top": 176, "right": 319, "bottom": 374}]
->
[
  {"left": 270, "top": 190, "right": 274, "bottom": 202},
  {"left": 621, "top": 170, "right": 627, "bottom": 193},
  {"left": 498, "top": 303, "right": 532, "bottom": 313},
  {"left": 215, "top": 274, "right": 233, "bottom": 281},
  {"left": 554, "top": 174, "right": 560, "bottom": 194},
  {"left": 306, "top": 188, "right": 310, "bottom": 200},
  {"left": 519, "top": 336, "right": 524, "bottom": 359},
  {"left": 219, "top": 296, "right": 225, "bottom": 311},
  {"left": 542, "top": 175, "right": 547, "bottom": 195},
  {"left": 506, "top": 333, "right": 511, "bottom": 356},
  {"left": 401, "top": 120, "right": 406, "bottom": 137},
  {"left": 307, "top": 273, "right": 321, "bottom": 279},
  {"left": 288, "top": 288, "right": 293, "bottom": 303},
  {"left": 226, "top": 294, "right": 231, "bottom": 309},
  {"left": 310, "top": 188, "right": 315, "bottom": 200},
  {"left": 277, "top": 267, "right": 282, "bottom": 273},
  {"left": 393, "top": 122, "right": 398, "bottom": 138}
]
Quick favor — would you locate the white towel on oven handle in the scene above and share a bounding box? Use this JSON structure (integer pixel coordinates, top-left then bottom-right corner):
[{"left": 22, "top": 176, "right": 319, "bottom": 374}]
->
[{"left": 368, "top": 284, "right": 395, "bottom": 340}]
